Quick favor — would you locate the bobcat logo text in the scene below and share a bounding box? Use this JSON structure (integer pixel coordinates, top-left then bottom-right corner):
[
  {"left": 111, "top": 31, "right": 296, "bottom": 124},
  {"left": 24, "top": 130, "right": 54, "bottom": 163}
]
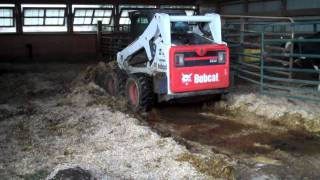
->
[{"left": 181, "top": 73, "right": 219, "bottom": 85}]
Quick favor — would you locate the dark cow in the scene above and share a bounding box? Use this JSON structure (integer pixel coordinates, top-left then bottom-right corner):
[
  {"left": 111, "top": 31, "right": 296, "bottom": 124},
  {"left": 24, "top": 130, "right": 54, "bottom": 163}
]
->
[
  {"left": 283, "top": 32, "right": 320, "bottom": 90},
  {"left": 287, "top": 32, "right": 320, "bottom": 69}
]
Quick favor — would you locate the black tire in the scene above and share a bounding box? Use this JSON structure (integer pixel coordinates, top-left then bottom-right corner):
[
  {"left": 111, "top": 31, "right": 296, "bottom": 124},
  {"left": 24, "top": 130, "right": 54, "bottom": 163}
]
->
[
  {"left": 104, "top": 72, "right": 117, "bottom": 96},
  {"left": 201, "top": 94, "right": 223, "bottom": 107},
  {"left": 115, "top": 69, "right": 127, "bottom": 97},
  {"left": 95, "top": 70, "right": 105, "bottom": 87},
  {"left": 125, "top": 75, "right": 155, "bottom": 112},
  {"left": 103, "top": 69, "right": 127, "bottom": 97},
  {"left": 212, "top": 94, "right": 222, "bottom": 101}
]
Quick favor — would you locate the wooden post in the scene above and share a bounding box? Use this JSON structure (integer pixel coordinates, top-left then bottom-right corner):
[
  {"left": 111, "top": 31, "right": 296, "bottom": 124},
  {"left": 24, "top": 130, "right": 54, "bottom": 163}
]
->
[
  {"left": 240, "top": 18, "right": 245, "bottom": 63},
  {"left": 15, "top": 3, "right": 22, "bottom": 34},
  {"left": 97, "top": 20, "right": 102, "bottom": 56},
  {"left": 114, "top": 3, "right": 120, "bottom": 32},
  {"left": 281, "top": 0, "right": 287, "bottom": 16},
  {"left": 67, "top": 2, "right": 73, "bottom": 33},
  {"left": 244, "top": 0, "right": 249, "bottom": 15},
  {"left": 195, "top": 0, "right": 200, "bottom": 15}
]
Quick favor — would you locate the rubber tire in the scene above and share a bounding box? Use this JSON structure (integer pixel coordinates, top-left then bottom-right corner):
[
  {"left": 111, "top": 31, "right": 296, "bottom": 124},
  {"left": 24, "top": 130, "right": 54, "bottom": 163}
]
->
[
  {"left": 116, "top": 69, "right": 127, "bottom": 97},
  {"left": 95, "top": 70, "right": 105, "bottom": 88},
  {"left": 125, "top": 75, "right": 155, "bottom": 112},
  {"left": 103, "top": 70, "right": 126, "bottom": 97},
  {"left": 104, "top": 72, "right": 117, "bottom": 96},
  {"left": 211, "top": 94, "right": 222, "bottom": 101}
]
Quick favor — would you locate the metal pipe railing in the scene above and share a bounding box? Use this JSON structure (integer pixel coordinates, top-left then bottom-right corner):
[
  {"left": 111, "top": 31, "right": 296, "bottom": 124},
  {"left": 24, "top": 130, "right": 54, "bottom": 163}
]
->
[
  {"left": 221, "top": 15, "right": 295, "bottom": 23},
  {"left": 224, "top": 19, "right": 320, "bottom": 103}
]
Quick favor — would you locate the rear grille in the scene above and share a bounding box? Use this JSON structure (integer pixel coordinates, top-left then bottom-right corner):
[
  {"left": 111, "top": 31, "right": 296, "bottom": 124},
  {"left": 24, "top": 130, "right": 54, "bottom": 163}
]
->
[{"left": 175, "top": 51, "right": 225, "bottom": 67}]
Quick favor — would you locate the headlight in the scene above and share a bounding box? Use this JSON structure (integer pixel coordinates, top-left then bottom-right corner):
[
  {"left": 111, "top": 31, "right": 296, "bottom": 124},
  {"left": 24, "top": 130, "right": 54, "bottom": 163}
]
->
[
  {"left": 218, "top": 51, "right": 226, "bottom": 64},
  {"left": 175, "top": 54, "right": 184, "bottom": 67}
]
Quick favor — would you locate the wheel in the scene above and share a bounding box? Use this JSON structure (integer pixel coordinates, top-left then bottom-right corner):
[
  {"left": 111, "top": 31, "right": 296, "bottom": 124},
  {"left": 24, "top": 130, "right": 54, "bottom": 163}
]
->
[
  {"left": 103, "top": 69, "right": 126, "bottom": 97},
  {"left": 201, "top": 94, "right": 223, "bottom": 107},
  {"left": 95, "top": 70, "right": 105, "bottom": 87},
  {"left": 211, "top": 94, "right": 222, "bottom": 101},
  {"left": 125, "top": 75, "right": 155, "bottom": 112},
  {"left": 94, "top": 62, "right": 108, "bottom": 87},
  {"left": 104, "top": 72, "right": 117, "bottom": 96}
]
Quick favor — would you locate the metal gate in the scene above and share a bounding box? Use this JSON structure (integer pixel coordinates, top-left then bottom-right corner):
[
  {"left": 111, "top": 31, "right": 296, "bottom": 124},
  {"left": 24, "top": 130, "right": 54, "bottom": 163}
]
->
[{"left": 223, "top": 16, "right": 320, "bottom": 103}]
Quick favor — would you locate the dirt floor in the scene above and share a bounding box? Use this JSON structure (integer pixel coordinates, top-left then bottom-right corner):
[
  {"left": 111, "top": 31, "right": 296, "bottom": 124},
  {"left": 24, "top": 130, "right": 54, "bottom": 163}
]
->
[
  {"left": 143, "top": 104, "right": 320, "bottom": 179},
  {"left": 1, "top": 62, "right": 320, "bottom": 179}
]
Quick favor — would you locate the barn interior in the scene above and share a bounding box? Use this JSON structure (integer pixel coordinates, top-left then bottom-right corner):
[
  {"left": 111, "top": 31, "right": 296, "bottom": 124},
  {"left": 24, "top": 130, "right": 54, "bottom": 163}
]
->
[{"left": 0, "top": 0, "right": 320, "bottom": 179}]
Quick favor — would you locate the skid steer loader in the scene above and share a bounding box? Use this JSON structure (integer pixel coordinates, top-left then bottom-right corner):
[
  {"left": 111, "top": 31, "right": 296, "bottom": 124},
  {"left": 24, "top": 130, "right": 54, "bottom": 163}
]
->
[{"left": 99, "top": 10, "right": 230, "bottom": 111}]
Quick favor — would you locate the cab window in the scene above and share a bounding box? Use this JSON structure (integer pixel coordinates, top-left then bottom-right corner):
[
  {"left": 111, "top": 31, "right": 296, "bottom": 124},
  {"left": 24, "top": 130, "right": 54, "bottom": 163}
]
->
[{"left": 137, "top": 17, "right": 148, "bottom": 24}]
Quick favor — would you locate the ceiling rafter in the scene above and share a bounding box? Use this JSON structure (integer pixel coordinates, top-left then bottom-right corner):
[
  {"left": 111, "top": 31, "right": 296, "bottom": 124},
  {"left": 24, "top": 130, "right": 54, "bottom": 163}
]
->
[{"left": 0, "top": 0, "right": 196, "bottom": 5}]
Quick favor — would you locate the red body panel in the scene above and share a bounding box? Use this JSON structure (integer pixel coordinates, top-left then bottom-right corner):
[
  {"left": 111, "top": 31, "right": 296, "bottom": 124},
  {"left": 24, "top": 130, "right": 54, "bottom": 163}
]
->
[{"left": 169, "top": 44, "right": 230, "bottom": 93}]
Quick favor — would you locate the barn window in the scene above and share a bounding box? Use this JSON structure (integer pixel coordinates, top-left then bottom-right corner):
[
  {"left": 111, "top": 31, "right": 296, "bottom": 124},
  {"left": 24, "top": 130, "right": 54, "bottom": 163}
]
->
[
  {"left": 22, "top": 4, "right": 67, "bottom": 32},
  {"left": 72, "top": 5, "right": 113, "bottom": 32},
  {"left": 0, "top": 4, "right": 15, "bottom": 33},
  {"left": 0, "top": 7, "right": 14, "bottom": 27},
  {"left": 137, "top": 17, "right": 148, "bottom": 24},
  {"left": 119, "top": 10, "right": 131, "bottom": 25},
  {"left": 23, "top": 8, "right": 65, "bottom": 26},
  {"left": 73, "top": 8, "right": 112, "bottom": 25}
]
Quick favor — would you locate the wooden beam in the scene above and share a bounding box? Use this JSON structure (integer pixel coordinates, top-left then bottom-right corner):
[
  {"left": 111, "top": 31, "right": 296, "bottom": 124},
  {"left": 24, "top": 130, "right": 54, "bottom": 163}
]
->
[{"left": 0, "top": 0, "right": 196, "bottom": 5}]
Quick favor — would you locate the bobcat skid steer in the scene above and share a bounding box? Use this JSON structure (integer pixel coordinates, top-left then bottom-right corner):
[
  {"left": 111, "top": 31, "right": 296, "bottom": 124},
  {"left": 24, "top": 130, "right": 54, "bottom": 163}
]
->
[{"left": 102, "top": 10, "right": 230, "bottom": 112}]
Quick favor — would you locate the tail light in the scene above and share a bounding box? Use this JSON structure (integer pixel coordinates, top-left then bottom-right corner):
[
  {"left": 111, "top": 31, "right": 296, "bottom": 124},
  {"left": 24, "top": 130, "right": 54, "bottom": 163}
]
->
[
  {"left": 175, "top": 53, "right": 185, "bottom": 67},
  {"left": 218, "top": 51, "right": 226, "bottom": 64}
]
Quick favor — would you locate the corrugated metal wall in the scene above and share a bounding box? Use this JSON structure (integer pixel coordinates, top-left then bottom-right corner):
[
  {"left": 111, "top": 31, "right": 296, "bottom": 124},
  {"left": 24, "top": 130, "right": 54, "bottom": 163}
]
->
[
  {"left": 287, "top": 0, "right": 320, "bottom": 10},
  {"left": 220, "top": 0, "right": 320, "bottom": 36},
  {"left": 221, "top": 4, "right": 244, "bottom": 14},
  {"left": 220, "top": 0, "right": 320, "bottom": 15},
  {"left": 248, "top": 1, "right": 281, "bottom": 13}
]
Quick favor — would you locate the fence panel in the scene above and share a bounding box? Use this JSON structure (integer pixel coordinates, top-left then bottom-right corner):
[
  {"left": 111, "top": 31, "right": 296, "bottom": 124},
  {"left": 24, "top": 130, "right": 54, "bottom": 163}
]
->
[{"left": 223, "top": 17, "right": 320, "bottom": 103}]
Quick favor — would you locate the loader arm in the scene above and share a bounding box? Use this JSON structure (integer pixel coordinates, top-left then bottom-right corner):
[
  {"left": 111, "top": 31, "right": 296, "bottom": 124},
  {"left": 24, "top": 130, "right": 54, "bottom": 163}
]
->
[{"left": 117, "top": 14, "right": 171, "bottom": 72}]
